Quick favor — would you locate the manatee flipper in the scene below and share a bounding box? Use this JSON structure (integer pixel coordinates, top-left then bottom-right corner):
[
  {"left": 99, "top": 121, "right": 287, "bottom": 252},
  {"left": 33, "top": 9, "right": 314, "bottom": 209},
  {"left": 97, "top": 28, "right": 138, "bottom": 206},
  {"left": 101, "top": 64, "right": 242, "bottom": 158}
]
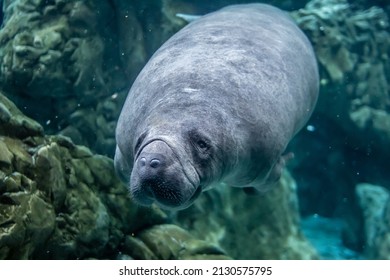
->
[
  {"left": 266, "top": 152, "right": 294, "bottom": 184},
  {"left": 176, "top": 13, "right": 202, "bottom": 23},
  {"left": 242, "top": 152, "right": 294, "bottom": 196}
]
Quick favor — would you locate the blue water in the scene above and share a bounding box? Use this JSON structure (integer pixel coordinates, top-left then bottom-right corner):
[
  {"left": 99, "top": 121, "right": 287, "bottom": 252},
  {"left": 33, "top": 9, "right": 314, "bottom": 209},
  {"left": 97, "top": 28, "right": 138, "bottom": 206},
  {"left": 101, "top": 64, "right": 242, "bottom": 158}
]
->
[{"left": 301, "top": 215, "right": 361, "bottom": 260}]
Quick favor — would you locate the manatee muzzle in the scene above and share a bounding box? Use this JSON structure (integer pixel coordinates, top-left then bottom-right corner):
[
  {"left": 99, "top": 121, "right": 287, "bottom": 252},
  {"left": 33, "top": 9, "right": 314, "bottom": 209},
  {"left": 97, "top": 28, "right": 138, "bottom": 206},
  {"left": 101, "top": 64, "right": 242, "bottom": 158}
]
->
[{"left": 130, "top": 140, "right": 201, "bottom": 209}]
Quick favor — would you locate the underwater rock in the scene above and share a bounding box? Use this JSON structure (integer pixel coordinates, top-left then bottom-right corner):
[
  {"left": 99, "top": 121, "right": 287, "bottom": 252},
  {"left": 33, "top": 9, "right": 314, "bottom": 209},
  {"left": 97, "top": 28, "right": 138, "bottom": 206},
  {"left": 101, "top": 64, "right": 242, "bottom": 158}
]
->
[
  {"left": 0, "top": 0, "right": 130, "bottom": 156},
  {"left": 160, "top": 0, "right": 308, "bottom": 16},
  {"left": 0, "top": 93, "right": 43, "bottom": 138},
  {"left": 0, "top": 0, "right": 193, "bottom": 158},
  {"left": 137, "top": 224, "right": 230, "bottom": 260},
  {"left": 175, "top": 170, "right": 318, "bottom": 259},
  {"left": 355, "top": 183, "right": 390, "bottom": 259},
  {"left": 293, "top": 0, "right": 390, "bottom": 156},
  {"left": 287, "top": 0, "right": 390, "bottom": 242},
  {"left": 352, "top": 0, "right": 390, "bottom": 11},
  {"left": 0, "top": 170, "right": 56, "bottom": 259},
  {"left": 0, "top": 92, "right": 229, "bottom": 260}
]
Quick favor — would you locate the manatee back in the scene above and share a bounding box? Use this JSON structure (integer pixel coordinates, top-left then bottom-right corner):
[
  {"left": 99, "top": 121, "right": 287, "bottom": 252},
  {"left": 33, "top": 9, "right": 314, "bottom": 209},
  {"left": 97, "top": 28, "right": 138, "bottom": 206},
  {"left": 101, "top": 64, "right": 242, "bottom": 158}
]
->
[{"left": 172, "top": 3, "right": 318, "bottom": 136}]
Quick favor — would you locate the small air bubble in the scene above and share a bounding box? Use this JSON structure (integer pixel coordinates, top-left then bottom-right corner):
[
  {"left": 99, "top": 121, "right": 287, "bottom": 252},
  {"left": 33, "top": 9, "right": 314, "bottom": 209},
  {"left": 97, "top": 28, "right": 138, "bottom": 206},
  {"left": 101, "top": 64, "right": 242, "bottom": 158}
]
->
[{"left": 306, "top": 125, "right": 315, "bottom": 132}]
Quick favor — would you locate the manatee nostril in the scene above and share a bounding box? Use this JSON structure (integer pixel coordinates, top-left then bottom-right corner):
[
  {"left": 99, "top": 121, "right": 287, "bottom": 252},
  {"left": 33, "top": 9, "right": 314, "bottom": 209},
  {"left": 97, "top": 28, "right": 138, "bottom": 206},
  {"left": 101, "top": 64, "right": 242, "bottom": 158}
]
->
[
  {"left": 150, "top": 159, "right": 160, "bottom": 168},
  {"left": 138, "top": 156, "right": 163, "bottom": 169},
  {"left": 139, "top": 157, "right": 147, "bottom": 167}
]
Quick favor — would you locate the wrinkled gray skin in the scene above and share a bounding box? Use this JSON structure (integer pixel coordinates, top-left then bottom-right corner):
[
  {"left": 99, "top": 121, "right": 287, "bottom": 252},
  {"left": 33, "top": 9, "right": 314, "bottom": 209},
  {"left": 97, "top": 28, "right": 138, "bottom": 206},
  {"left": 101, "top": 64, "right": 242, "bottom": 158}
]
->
[{"left": 115, "top": 4, "right": 319, "bottom": 210}]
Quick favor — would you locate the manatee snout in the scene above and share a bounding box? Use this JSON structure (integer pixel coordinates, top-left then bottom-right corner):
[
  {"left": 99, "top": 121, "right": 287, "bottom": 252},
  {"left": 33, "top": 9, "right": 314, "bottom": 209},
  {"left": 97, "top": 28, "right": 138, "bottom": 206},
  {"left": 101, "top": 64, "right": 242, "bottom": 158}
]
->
[{"left": 130, "top": 140, "right": 201, "bottom": 209}]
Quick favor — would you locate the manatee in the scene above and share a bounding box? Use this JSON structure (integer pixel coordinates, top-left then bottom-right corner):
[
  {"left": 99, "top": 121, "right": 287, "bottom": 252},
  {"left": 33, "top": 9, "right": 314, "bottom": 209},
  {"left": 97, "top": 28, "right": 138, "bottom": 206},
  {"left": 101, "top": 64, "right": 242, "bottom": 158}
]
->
[{"left": 115, "top": 4, "right": 319, "bottom": 210}]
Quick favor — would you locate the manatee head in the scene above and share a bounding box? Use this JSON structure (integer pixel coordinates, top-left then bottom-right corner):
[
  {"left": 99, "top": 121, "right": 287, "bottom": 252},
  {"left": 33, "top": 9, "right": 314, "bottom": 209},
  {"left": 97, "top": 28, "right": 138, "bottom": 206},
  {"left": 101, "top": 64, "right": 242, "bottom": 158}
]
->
[{"left": 119, "top": 118, "right": 229, "bottom": 210}]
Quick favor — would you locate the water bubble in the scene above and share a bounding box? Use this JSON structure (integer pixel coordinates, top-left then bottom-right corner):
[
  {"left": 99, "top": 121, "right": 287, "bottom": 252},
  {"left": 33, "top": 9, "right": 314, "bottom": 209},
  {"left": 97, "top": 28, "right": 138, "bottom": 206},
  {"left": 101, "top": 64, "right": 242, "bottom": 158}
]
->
[{"left": 306, "top": 124, "right": 316, "bottom": 132}]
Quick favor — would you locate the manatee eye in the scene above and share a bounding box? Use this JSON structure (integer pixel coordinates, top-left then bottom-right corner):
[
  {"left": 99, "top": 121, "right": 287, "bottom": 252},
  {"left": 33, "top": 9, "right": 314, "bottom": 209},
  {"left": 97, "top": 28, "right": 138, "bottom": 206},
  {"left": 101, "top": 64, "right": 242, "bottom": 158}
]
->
[
  {"left": 187, "top": 128, "right": 211, "bottom": 155},
  {"left": 197, "top": 139, "right": 209, "bottom": 150}
]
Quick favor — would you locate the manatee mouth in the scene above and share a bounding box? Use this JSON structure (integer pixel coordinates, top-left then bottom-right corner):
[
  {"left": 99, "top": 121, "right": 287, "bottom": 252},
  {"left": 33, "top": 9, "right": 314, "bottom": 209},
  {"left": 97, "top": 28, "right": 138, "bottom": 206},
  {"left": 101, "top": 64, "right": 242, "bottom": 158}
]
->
[
  {"left": 162, "top": 184, "right": 202, "bottom": 210},
  {"left": 150, "top": 182, "right": 202, "bottom": 210},
  {"left": 130, "top": 138, "right": 201, "bottom": 210}
]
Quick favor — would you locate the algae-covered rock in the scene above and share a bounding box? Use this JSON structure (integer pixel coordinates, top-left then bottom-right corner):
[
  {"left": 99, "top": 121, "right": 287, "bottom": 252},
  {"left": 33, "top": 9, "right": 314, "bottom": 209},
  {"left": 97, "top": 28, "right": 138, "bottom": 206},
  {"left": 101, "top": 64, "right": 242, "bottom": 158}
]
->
[
  {"left": 0, "top": 171, "right": 56, "bottom": 259},
  {"left": 176, "top": 170, "right": 318, "bottom": 259},
  {"left": 0, "top": 0, "right": 129, "bottom": 156},
  {"left": 355, "top": 183, "right": 390, "bottom": 259},
  {"left": 0, "top": 92, "right": 229, "bottom": 259},
  {"left": 0, "top": 0, "right": 192, "bottom": 157},
  {"left": 293, "top": 0, "right": 390, "bottom": 156},
  {"left": 137, "top": 224, "right": 230, "bottom": 260},
  {"left": 0, "top": 93, "right": 43, "bottom": 138},
  {"left": 288, "top": 0, "right": 390, "bottom": 254}
]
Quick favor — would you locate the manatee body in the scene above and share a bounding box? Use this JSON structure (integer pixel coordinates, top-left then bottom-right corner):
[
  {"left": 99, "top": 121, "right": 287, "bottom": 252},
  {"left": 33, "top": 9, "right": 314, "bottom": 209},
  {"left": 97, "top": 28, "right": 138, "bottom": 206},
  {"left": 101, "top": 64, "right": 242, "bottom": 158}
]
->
[{"left": 115, "top": 4, "right": 319, "bottom": 210}]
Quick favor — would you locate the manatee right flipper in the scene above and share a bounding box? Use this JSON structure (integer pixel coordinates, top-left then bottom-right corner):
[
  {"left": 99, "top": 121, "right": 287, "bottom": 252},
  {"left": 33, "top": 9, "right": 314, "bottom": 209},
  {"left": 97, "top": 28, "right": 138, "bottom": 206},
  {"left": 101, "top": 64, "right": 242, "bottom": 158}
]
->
[
  {"left": 242, "top": 152, "right": 294, "bottom": 196},
  {"left": 266, "top": 152, "right": 294, "bottom": 184}
]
